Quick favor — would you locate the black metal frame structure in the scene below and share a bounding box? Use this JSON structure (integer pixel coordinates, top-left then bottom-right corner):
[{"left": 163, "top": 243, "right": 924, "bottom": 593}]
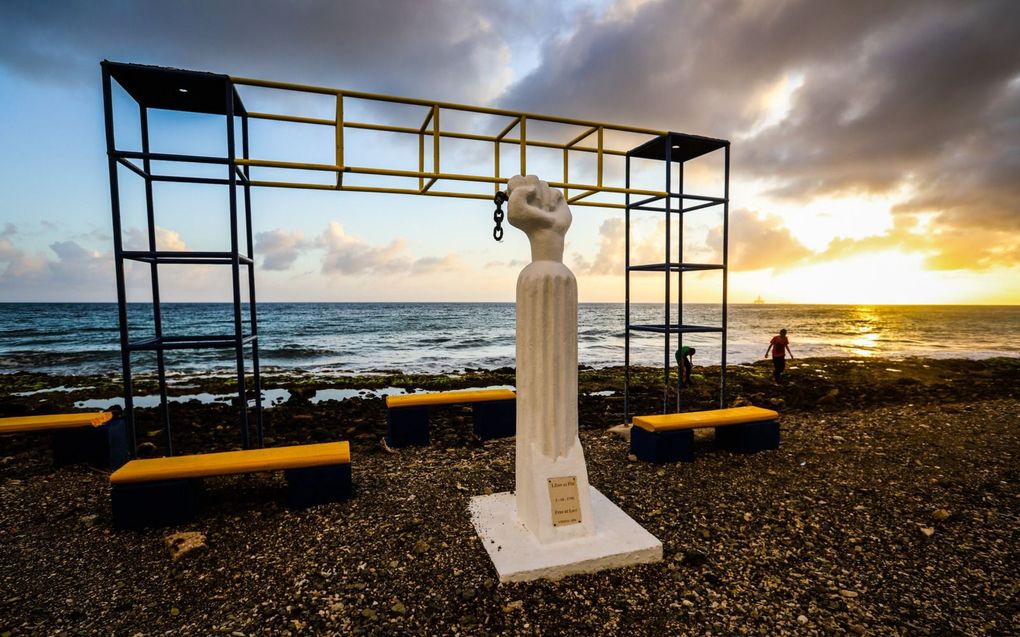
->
[
  {"left": 623, "top": 133, "right": 730, "bottom": 420},
  {"left": 101, "top": 62, "right": 731, "bottom": 450},
  {"left": 102, "top": 61, "right": 263, "bottom": 455}
]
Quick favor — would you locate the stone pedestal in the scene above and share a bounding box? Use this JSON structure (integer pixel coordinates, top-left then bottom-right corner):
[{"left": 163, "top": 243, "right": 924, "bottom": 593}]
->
[{"left": 469, "top": 487, "right": 662, "bottom": 582}]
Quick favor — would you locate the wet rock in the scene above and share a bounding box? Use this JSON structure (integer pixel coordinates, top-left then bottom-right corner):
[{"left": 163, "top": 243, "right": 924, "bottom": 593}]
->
[
  {"left": 817, "top": 388, "right": 840, "bottom": 403},
  {"left": 164, "top": 531, "right": 207, "bottom": 562},
  {"left": 607, "top": 423, "right": 631, "bottom": 442},
  {"left": 682, "top": 550, "right": 708, "bottom": 567}
]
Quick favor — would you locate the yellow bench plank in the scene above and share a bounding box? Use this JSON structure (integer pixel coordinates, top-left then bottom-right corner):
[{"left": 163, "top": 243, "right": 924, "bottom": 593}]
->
[
  {"left": 0, "top": 412, "right": 112, "bottom": 435},
  {"left": 386, "top": 389, "right": 515, "bottom": 409},
  {"left": 633, "top": 406, "right": 779, "bottom": 433},
  {"left": 110, "top": 441, "right": 350, "bottom": 485}
]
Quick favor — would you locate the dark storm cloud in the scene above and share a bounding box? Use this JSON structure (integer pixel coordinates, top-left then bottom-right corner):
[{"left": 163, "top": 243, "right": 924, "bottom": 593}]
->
[
  {"left": 0, "top": 0, "right": 557, "bottom": 102},
  {"left": 503, "top": 0, "right": 1020, "bottom": 264}
]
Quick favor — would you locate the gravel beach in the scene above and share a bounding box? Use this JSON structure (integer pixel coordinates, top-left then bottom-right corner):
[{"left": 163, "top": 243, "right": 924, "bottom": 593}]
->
[{"left": 1, "top": 357, "right": 1018, "bottom": 635}]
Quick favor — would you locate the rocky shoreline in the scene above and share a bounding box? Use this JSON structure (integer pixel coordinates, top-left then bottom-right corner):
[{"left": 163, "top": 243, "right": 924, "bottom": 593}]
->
[{"left": 1, "top": 357, "right": 1018, "bottom": 635}]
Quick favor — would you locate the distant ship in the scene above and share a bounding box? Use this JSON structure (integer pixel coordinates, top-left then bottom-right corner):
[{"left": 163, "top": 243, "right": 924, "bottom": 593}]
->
[{"left": 754, "top": 295, "right": 765, "bottom": 305}]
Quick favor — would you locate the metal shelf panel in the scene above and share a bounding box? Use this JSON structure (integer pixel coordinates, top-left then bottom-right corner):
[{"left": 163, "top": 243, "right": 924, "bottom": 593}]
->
[
  {"left": 627, "top": 324, "right": 724, "bottom": 335},
  {"left": 121, "top": 251, "right": 254, "bottom": 265},
  {"left": 127, "top": 334, "right": 257, "bottom": 352},
  {"left": 628, "top": 263, "right": 724, "bottom": 273}
]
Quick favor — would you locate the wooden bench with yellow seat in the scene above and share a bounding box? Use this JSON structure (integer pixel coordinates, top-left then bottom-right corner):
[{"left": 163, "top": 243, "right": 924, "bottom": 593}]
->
[
  {"left": 0, "top": 411, "right": 128, "bottom": 469},
  {"left": 385, "top": 389, "right": 516, "bottom": 447},
  {"left": 630, "top": 406, "right": 780, "bottom": 463},
  {"left": 109, "top": 441, "right": 352, "bottom": 529}
]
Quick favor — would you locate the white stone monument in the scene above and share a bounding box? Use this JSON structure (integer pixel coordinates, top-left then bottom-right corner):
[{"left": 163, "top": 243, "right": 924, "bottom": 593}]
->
[{"left": 469, "top": 175, "right": 662, "bottom": 582}]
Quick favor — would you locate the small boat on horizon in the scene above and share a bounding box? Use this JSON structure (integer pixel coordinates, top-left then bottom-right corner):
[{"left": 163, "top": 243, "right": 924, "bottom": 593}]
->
[{"left": 754, "top": 295, "right": 765, "bottom": 305}]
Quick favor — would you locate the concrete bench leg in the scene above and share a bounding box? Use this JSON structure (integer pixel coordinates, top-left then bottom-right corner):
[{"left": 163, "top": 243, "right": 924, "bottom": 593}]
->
[
  {"left": 472, "top": 400, "right": 516, "bottom": 440},
  {"left": 630, "top": 426, "right": 694, "bottom": 463},
  {"left": 53, "top": 419, "right": 129, "bottom": 470},
  {"left": 285, "top": 463, "right": 352, "bottom": 509},
  {"left": 111, "top": 478, "right": 202, "bottom": 530},
  {"left": 386, "top": 407, "right": 430, "bottom": 447},
  {"left": 717, "top": 420, "right": 780, "bottom": 454}
]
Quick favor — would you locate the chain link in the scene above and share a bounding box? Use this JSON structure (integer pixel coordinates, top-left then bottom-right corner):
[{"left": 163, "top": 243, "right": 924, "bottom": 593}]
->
[{"left": 492, "top": 191, "right": 508, "bottom": 242}]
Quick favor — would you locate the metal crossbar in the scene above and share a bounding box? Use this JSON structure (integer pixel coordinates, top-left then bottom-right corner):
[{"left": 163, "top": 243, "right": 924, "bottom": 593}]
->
[{"left": 229, "top": 75, "right": 669, "bottom": 208}]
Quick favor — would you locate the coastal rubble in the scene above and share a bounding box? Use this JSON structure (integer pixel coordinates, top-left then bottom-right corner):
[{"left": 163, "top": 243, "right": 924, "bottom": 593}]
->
[{"left": 0, "top": 357, "right": 1017, "bottom": 634}]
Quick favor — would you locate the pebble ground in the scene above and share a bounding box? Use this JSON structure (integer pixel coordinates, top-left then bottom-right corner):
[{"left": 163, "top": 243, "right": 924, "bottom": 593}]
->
[{"left": 1, "top": 360, "right": 1018, "bottom": 635}]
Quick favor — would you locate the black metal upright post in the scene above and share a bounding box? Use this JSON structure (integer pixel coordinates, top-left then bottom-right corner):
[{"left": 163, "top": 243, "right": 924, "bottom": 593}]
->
[
  {"left": 102, "top": 66, "right": 137, "bottom": 455},
  {"left": 102, "top": 61, "right": 265, "bottom": 456},
  {"left": 624, "top": 153, "right": 631, "bottom": 424},
  {"left": 226, "top": 82, "right": 252, "bottom": 449},
  {"left": 140, "top": 107, "right": 173, "bottom": 455},
  {"left": 622, "top": 132, "right": 729, "bottom": 420},
  {"left": 241, "top": 113, "right": 264, "bottom": 447},
  {"left": 677, "top": 149, "right": 684, "bottom": 412},
  {"left": 721, "top": 143, "right": 730, "bottom": 408},
  {"left": 663, "top": 137, "right": 671, "bottom": 414}
]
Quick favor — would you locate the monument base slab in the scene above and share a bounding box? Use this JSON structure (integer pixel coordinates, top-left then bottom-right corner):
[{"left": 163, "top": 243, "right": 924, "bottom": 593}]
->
[{"left": 469, "top": 487, "right": 662, "bottom": 583}]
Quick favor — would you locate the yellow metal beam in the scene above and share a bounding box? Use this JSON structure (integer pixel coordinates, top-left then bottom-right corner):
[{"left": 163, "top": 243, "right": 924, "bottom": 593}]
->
[
  {"left": 418, "top": 108, "right": 432, "bottom": 190},
  {"left": 229, "top": 75, "right": 683, "bottom": 207},
  {"left": 496, "top": 117, "right": 521, "bottom": 141},
  {"left": 432, "top": 105, "right": 440, "bottom": 178},
  {"left": 335, "top": 94, "right": 344, "bottom": 187},
  {"left": 245, "top": 111, "right": 631, "bottom": 157},
  {"left": 562, "top": 148, "right": 568, "bottom": 199},
  {"left": 234, "top": 158, "right": 666, "bottom": 198},
  {"left": 568, "top": 189, "right": 597, "bottom": 204},
  {"left": 248, "top": 178, "right": 628, "bottom": 209},
  {"left": 232, "top": 76, "right": 666, "bottom": 136},
  {"left": 566, "top": 126, "right": 598, "bottom": 147},
  {"left": 519, "top": 116, "right": 526, "bottom": 175}
]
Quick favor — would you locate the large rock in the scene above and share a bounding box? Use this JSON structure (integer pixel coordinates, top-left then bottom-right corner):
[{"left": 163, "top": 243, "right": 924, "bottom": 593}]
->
[{"left": 164, "top": 531, "right": 207, "bottom": 562}]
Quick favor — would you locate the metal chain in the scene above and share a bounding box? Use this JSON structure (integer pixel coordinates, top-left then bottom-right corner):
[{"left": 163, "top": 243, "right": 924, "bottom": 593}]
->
[{"left": 492, "top": 191, "right": 508, "bottom": 242}]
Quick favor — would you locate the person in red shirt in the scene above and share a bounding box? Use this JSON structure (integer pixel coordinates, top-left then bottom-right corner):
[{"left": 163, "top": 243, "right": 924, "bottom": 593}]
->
[{"left": 765, "top": 329, "right": 793, "bottom": 382}]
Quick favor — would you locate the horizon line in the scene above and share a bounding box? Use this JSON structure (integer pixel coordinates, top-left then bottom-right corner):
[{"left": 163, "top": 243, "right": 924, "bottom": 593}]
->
[{"left": 1, "top": 301, "right": 1018, "bottom": 307}]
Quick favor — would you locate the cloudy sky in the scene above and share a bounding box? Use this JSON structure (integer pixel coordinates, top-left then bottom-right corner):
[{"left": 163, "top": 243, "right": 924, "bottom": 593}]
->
[{"left": 0, "top": 0, "right": 1017, "bottom": 304}]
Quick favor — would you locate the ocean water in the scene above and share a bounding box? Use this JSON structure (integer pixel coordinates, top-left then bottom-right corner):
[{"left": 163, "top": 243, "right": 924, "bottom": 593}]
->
[{"left": 0, "top": 303, "right": 1017, "bottom": 377}]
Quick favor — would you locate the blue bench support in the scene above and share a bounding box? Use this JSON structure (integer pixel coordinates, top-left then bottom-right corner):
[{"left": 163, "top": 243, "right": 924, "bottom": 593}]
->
[
  {"left": 472, "top": 399, "right": 516, "bottom": 441},
  {"left": 53, "top": 418, "right": 129, "bottom": 470},
  {"left": 387, "top": 400, "right": 517, "bottom": 447},
  {"left": 385, "top": 390, "right": 517, "bottom": 447},
  {"left": 716, "top": 420, "right": 780, "bottom": 454},
  {"left": 285, "top": 463, "right": 353, "bottom": 509},
  {"left": 630, "top": 426, "right": 694, "bottom": 463},
  {"left": 109, "top": 442, "right": 351, "bottom": 530},
  {"left": 112, "top": 478, "right": 203, "bottom": 530},
  {"left": 111, "top": 462, "right": 354, "bottom": 529},
  {"left": 630, "top": 407, "right": 781, "bottom": 463},
  {"left": 386, "top": 406, "right": 430, "bottom": 448}
]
